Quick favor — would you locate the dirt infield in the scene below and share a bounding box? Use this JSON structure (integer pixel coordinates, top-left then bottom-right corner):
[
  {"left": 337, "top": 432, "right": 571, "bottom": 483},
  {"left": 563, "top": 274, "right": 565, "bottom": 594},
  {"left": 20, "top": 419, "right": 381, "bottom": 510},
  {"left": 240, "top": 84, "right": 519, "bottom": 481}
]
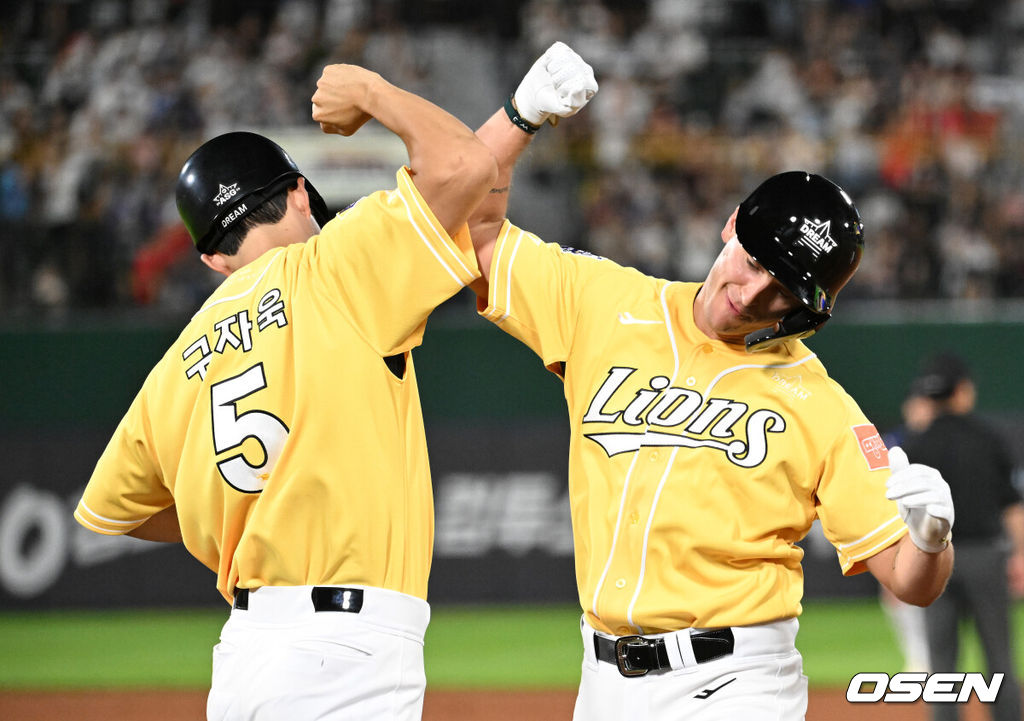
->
[{"left": 0, "top": 688, "right": 995, "bottom": 720}]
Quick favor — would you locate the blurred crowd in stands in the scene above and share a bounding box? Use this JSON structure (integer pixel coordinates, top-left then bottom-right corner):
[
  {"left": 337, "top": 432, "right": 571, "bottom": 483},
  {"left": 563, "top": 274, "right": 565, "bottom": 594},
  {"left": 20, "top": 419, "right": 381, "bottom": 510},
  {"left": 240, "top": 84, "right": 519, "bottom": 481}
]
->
[{"left": 4, "top": 0, "right": 1024, "bottom": 316}]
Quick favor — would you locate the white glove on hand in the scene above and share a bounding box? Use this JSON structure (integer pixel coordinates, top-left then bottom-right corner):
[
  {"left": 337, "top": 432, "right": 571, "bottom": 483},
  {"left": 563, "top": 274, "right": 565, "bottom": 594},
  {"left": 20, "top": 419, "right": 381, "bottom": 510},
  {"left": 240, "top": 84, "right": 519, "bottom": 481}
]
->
[
  {"left": 513, "top": 41, "right": 598, "bottom": 127},
  {"left": 885, "top": 446, "right": 954, "bottom": 553}
]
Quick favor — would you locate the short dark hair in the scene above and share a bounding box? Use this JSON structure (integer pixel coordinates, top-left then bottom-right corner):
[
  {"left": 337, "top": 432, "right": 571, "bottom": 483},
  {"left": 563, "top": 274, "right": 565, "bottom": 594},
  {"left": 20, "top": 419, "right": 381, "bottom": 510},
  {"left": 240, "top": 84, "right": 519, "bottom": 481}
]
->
[{"left": 212, "top": 182, "right": 295, "bottom": 256}]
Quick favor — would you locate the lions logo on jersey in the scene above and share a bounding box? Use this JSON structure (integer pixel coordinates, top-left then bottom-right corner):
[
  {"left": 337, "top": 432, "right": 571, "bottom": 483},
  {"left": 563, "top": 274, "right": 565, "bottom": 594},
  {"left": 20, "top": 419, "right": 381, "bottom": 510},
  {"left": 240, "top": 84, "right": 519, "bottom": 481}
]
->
[{"left": 581, "top": 366, "right": 785, "bottom": 468}]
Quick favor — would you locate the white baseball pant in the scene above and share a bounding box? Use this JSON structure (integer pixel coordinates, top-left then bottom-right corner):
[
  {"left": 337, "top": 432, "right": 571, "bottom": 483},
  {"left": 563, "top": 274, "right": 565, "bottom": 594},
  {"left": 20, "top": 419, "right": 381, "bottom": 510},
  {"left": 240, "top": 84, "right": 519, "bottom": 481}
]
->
[
  {"left": 207, "top": 585, "right": 430, "bottom": 721},
  {"left": 574, "top": 616, "right": 807, "bottom": 720}
]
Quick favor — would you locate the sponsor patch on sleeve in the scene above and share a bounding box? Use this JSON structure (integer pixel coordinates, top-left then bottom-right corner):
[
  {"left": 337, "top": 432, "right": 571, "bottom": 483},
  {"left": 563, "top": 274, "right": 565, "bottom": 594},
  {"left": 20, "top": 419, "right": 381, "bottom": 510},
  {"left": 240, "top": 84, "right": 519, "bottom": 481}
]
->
[{"left": 853, "top": 424, "right": 888, "bottom": 470}]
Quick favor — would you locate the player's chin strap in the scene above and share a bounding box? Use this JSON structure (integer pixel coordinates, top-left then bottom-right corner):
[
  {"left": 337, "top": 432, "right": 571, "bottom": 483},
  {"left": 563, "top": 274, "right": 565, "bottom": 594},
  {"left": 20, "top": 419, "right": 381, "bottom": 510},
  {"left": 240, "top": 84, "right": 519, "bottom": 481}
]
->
[{"left": 744, "top": 308, "right": 831, "bottom": 352}]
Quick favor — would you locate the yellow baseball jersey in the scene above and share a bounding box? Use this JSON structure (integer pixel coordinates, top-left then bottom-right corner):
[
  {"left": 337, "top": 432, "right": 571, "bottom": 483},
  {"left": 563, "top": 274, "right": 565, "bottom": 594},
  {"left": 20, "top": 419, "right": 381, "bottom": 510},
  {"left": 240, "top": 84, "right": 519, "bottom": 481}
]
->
[
  {"left": 75, "top": 167, "right": 479, "bottom": 604},
  {"left": 479, "top": 221, "right": 906, "bottom": 634}
]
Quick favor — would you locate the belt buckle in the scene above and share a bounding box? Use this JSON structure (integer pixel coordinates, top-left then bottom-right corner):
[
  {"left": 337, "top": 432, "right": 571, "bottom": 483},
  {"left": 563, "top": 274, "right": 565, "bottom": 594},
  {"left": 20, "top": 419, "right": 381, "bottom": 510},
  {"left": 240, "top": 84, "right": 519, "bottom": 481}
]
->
[{"left": 614, "top": 635, "right": 651, "bottom": 677}]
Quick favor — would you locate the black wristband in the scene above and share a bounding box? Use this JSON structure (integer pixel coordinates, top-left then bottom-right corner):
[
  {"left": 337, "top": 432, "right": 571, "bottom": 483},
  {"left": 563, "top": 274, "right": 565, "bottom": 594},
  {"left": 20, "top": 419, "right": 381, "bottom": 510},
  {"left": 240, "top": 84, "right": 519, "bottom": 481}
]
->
[{"left": 504, "top": 94, "right": 541, "bottom": 135}]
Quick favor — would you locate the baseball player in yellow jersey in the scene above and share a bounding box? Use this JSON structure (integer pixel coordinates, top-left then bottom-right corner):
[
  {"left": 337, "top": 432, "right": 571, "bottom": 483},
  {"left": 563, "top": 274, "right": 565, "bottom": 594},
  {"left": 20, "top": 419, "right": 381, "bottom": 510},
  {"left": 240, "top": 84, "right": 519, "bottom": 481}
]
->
[
  {"left": 469, "top": 49, "right": 956, "bottom": 719},
  {"left": 73, "top": 63, "right": 497, "bottom": 721}
]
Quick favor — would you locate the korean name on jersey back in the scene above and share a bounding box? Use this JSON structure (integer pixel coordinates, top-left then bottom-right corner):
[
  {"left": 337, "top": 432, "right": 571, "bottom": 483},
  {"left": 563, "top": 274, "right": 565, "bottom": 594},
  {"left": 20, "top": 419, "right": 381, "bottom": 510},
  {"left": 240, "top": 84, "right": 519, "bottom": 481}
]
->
[
  {"left": 181, "top": 288, "right": 289, "bottom": 381},
  {"left": 581, "top": 366, "right": 786, "bottom": 468}
]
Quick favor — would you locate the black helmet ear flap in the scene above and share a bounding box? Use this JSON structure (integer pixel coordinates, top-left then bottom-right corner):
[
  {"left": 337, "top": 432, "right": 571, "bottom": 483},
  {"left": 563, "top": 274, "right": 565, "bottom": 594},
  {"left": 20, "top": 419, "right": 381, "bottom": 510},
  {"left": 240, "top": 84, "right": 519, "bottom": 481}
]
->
[{"left": 745, "top": 308, "right": 830, "bottom": 352}]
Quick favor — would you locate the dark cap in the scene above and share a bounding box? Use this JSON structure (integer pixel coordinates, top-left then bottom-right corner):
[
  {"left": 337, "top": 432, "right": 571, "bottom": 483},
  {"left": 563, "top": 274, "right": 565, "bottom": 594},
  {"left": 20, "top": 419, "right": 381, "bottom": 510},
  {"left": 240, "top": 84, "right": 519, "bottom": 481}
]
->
[{"left": 911, "top": 352, "right": 972, "bottom": 400}]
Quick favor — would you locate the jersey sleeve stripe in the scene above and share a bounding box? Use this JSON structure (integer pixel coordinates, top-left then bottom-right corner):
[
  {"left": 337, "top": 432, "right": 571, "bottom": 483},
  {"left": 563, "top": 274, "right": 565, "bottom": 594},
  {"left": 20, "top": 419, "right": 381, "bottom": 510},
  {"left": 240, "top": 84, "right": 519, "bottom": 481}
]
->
[
  {"left": 76, "top": 500, "right": 149, "bottom": 526},
  {"left": 482, "top": 222, "right": 515, "bottom": 322},
  {"left": 74, "top": 508, "right": 133, "bottom": 535},
  {"left": 839, "top": 524, "right": 908, "bottom": 571},
  {"left": 835, "top": 514, "right": 904, "bottom": 552},
  {"left": 852, "top": 525, "right": 908, "bottom": 560},
  {"left": 498, "top": 227, "right": 526, "bottom": 323},
  {"left": 395, "top": 189, "right": 468, "bottom": 287},
  {"left": 396, "top": 170, "right": 477, "bottom": 280},
  {"left": 394, "top": 170, "right": 477, "bottom": 286}
]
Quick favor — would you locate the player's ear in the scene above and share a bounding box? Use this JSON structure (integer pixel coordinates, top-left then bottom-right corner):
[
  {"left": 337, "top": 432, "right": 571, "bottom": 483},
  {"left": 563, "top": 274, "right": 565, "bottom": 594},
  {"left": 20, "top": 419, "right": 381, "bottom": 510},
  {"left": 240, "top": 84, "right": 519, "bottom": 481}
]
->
[
  {"left": 721, "top": 206, "right": 739, "bottom": 245},
  {"left": 290, "top": 177, "right": 312, "bottom": 217},
  {"left": 200, "top": 252, "right": 232, "bottom": 277}
]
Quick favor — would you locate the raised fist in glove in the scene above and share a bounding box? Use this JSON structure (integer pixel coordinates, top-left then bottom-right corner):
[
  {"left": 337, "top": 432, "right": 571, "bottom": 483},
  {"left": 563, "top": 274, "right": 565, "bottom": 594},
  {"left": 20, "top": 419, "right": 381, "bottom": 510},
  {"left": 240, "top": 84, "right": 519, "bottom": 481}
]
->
[
  {"left": 512, "top": 41, "right": 598, "bottom": 129},
  {"left": 886, "top": 446, "right": 954, "bottom": 553}
]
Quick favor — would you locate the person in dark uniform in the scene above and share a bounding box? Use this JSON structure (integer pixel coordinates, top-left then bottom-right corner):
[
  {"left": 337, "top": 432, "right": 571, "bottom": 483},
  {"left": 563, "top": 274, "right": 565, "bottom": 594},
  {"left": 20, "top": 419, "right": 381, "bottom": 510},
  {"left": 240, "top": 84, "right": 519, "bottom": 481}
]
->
[{"left": 902, "top": 351, "right": 1024, "bottom": 721}]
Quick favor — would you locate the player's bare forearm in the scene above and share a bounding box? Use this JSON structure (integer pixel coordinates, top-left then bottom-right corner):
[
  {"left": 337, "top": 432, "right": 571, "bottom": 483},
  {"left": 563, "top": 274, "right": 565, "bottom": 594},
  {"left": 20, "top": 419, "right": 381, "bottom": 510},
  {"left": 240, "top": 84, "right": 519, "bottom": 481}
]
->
[
  {"left": 865, "top": 534, "right": 954, "bottom": 606},
  {"left": 126, "top": 504, "right": 183, "bottom": 543},
  {"left": 467, "top": 43, "right": 597, "bottom": 284},
  {"left": 312, "top": 64, "right": 496, "bottom": 237},
  {"left": 364, "top": 79, "right": 496, "bottom": 235},
  {"left": 469, "top": 108, "right": 536, "bottom": 282}
]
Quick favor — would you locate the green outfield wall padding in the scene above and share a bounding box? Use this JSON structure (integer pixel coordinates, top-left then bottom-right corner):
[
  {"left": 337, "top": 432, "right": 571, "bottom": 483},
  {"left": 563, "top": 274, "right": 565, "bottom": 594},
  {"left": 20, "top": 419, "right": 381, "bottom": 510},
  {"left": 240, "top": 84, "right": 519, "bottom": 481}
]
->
[{"left": 3, "top": 317, "right": 1022, "bottom": 431}]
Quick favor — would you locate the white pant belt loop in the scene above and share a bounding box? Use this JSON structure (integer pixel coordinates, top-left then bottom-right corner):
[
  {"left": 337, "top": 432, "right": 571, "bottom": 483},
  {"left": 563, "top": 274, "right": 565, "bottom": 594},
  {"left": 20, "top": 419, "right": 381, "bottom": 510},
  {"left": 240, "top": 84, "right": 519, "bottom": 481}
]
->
[{"left": 674, "top": 632, "right": 698, "bottom": 667}]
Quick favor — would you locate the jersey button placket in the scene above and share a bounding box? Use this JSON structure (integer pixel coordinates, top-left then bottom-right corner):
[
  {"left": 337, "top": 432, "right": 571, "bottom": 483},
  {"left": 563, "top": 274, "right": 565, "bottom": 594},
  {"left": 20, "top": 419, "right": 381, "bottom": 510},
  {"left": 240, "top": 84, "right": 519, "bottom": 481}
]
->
[
  {"left": 617, "top": 363, "right": 677, "bottom": 630},
  {"left": 686, "top": 345, "right": 711, "bottom": 389}
]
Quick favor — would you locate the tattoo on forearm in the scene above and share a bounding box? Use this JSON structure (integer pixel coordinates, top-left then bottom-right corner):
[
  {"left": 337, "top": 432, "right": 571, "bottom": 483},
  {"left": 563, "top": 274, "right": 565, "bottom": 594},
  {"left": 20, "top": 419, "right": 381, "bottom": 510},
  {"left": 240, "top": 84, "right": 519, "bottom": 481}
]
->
[{"left": 489, "top": 186, "right": 510, "bottom": 195}]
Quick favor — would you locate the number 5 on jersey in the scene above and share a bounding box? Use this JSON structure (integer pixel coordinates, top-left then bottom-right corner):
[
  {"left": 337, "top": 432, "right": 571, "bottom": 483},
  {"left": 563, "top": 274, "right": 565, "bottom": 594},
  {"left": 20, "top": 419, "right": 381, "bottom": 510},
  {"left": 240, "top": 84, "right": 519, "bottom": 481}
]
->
[{"left": 210, "top": 363, "right": 290, "bottom": 493}]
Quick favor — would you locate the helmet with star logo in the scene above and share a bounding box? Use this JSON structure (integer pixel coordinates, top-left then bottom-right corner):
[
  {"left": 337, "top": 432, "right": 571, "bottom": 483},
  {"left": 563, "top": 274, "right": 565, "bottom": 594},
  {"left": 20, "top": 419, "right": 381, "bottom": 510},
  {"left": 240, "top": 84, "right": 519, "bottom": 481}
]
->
[
  {"left": 176, "top": 132, "right": 331, "bottom": 254},
  {"left": 734, "top": 170, "right": 864, "bottom": 351}
]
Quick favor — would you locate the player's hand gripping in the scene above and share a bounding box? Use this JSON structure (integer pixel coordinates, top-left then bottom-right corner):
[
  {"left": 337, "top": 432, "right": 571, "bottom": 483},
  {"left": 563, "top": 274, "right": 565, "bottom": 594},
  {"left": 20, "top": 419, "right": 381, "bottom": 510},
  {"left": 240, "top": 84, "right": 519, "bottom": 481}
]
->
[
  {"left": 512, "top": 41, "right": 598, "bottom": 128},
  {"left": 886, "top": 447, "right": 954, "bottom": 553},
  {"left": 312, "top": 64, "right": 380, "bottom": 136}
]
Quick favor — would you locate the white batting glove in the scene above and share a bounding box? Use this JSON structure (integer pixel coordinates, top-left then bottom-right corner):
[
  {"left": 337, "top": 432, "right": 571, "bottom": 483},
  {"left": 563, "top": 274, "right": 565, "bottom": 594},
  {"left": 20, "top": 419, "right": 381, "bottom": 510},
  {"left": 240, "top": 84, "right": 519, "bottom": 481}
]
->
[
  {"left": 512, "top": 41, "right": 598, "bottom": 128},
  {"left": 885, "top": 446, "right": 954, "bottom": 553}
]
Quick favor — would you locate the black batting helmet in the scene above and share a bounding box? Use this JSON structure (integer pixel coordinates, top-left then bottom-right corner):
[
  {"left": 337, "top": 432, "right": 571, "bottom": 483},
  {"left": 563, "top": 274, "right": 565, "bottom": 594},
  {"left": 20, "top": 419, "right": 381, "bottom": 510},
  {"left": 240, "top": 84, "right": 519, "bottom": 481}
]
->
[
  {"left": 176, "top": 131, "right": 331, "bottom": 254},
  {"left": 734, "top": 170, "right": 864, "bottom": 351}
]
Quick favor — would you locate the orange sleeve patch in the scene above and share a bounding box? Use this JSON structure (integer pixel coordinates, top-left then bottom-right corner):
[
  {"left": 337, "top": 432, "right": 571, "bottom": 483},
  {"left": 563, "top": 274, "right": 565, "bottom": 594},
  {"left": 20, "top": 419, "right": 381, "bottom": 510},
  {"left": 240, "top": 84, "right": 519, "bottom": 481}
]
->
[{"left": 852, "top": 424, "right": 889, "bottom": 470}]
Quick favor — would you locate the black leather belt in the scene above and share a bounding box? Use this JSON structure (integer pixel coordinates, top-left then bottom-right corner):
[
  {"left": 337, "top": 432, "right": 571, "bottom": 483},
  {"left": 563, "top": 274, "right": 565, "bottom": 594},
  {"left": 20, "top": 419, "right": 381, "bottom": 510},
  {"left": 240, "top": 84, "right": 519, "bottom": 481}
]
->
[
  {"left": 594, "top": 628, "right": 735, "bottom": 677},
  {"left": 233, "top": 587, "right": 365, "bottom": 613}
]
